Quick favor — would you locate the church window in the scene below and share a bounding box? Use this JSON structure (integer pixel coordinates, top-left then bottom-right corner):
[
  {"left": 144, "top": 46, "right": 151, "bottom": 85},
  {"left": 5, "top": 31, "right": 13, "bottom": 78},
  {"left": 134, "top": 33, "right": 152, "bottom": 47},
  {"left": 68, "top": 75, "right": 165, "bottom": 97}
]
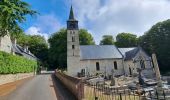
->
[
  {"left": 96, "top": 62, "right": 100, "bottom": 71},
  {"left": 72, "top": 36, "right": 75, "bottom": 42},
  {"left": 140, "top": 60, "right": 145, "bottom": 69},
  {"left": 72, "top": 45, "right": 75, "bottom": 49},
  {"left": 114, "top": 61, "right": 118, "bottom": 70}
]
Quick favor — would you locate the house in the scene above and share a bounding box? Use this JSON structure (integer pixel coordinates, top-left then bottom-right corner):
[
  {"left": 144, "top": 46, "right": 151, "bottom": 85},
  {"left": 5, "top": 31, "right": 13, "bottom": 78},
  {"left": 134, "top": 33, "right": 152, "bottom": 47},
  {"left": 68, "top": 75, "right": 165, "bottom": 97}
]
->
[
  {"left": 0, "top": 34, "right": 12, "bottom": 53},
  {"left": 0, "top": 35, "right": 37, "bottom": 60},
  {"left": 67, "top": 6, "right": 154, "bottom": 77}
]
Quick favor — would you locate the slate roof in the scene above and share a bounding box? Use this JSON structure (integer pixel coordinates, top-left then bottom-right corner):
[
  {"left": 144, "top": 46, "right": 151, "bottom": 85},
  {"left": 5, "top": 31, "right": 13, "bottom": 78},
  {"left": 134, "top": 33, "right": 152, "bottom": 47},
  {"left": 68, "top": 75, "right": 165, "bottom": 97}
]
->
[
  {"left": 80, "top": 45, "right": 123, "bottom": 60},
  {"left": 12, "top": 44, "right": 37, "bottom": 60},
  {"left": 118, "top": 47, "right": 136, "bottom": 57},
  {"left": 118, "top": 47, "right": 140, "bottom": 60}
]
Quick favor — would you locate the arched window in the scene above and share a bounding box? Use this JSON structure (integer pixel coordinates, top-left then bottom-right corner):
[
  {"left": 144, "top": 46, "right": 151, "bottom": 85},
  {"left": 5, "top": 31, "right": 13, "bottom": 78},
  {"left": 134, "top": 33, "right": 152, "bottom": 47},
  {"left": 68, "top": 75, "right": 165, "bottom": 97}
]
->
[
  {"left": 114, "top": 61, "right": 118, "bottom": 70},
  {"left": 96, "top": 62, "right": 100, "bottom": 71},
  {"left": 140, "top": 60, "right": 145, "bottom": 69}
]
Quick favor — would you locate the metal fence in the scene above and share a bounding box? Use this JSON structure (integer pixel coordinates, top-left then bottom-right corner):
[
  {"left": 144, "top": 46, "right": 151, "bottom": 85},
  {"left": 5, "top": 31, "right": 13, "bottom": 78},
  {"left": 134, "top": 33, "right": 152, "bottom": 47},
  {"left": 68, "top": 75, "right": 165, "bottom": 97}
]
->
[{"left": 84, "top": 82, "right": 167, "bottom": 100}]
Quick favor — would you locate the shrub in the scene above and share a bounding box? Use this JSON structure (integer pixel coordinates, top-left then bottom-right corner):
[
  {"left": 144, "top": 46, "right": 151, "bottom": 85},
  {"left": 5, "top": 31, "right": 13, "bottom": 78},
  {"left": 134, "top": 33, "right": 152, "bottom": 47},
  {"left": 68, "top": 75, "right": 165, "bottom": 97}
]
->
[{"left": 0, "top": 51, "right": 38, "bottom": 74}]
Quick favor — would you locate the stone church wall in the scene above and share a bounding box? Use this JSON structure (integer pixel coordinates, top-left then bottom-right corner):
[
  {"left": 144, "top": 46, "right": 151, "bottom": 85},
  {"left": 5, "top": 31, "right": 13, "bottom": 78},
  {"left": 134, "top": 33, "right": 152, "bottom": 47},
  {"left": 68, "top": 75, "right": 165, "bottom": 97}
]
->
[{"left": 80, "top": 59, "right": 124, "bottom": 77}]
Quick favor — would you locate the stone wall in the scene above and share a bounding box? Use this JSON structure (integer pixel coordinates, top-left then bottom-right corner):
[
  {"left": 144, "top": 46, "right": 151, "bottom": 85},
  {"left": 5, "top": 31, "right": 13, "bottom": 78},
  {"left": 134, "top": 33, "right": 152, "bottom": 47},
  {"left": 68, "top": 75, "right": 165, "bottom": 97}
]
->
[
  {"left": 0, "top": 73, "right": 34, "bottom": 85},
  {"left": 80, "top": 59, "right": 124, "bottom": 77},
  {"left": 55, "top": 70, "right": 84, "bottom": 100},
  {"left": 0, "top": 35, "right": 12, "bottom": 53}
]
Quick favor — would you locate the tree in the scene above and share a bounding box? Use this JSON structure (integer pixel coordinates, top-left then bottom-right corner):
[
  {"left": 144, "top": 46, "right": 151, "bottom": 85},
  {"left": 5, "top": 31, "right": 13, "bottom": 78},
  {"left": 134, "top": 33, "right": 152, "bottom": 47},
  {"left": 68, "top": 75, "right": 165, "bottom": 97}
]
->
[
  {"left": 0, "top": 0, "right": 37, "bottom": 37},
  {"left": 115, "top": 33, "right": 138, "bottom": 47},
  {"left": 139, "top": 19, "right": 170, "bottom": 72},
  {"left": 17, "top": 34, "right": 48, "bottom": 64},
  {"left": 48, "top": 28, "right": 95, "bottom": 69},
  {"left": 79, "top": 29, "right": 95, "bottom": 45},
  {"left": 100, "top": 35, "right": 114, "bottom": 45}
]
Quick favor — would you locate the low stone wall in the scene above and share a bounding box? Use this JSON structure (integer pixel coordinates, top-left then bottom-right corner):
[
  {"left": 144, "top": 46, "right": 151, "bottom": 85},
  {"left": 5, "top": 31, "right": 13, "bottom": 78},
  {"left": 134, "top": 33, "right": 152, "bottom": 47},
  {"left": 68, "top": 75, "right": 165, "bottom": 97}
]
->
[
  {"left": 55, "top": 70, "right": 84, "bottom": 100},
  {"left": 0, "top": 73, "right": 34, "bottom": 85}
]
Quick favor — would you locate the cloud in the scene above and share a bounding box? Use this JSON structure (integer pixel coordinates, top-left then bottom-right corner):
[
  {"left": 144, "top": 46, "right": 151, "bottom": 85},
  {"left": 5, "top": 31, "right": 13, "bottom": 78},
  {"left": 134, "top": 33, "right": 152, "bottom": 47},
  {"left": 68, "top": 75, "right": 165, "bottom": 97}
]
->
[
  {"left": 72, "top": 0, "right": 170, "bottom": 44},
  {"left": 25, "top": 26, "right": 49, "bottom": 40},
  {"left": 25, "top": 14, "right": 62, "bottom": 40}
]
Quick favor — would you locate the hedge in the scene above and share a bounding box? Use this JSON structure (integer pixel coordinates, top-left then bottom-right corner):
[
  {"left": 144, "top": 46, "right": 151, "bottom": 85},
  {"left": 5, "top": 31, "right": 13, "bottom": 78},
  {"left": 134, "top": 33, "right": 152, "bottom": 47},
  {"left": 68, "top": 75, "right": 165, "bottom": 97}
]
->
[{"left": 0, "top": 51, "right": 38, "bottom": 74}]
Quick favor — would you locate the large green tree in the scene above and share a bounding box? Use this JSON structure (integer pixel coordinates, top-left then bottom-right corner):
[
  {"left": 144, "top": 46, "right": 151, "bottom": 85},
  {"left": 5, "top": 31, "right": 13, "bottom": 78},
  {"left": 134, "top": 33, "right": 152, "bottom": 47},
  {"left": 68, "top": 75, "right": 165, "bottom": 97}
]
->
[
  {"left": 0, "top": 0, "right": 36, "bottom": 37},
  {"left": 79, "top": 29, "right": 95, "bottom": 45},
  {"left": 139, "top": 19, "right": 170, "bottom": 72},
  {"left": 17, "top": 34, "right": 48, "bottom": 64},
  {"left": 48, "top": 28, "right": 95, "bottom": 69},
  {"left": 100, "top": 35, "right": 115, "bottom": 45},
  {"left": 115, "top": 33, "right": 138, "bottom": 47}
]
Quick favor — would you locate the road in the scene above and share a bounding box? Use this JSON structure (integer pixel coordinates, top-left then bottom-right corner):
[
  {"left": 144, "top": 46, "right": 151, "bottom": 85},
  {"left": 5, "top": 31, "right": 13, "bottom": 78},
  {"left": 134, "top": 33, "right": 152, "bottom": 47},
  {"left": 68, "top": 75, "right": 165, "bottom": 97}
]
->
[{"left": 5, "top": 74, "right": 57, "bottom": 100}]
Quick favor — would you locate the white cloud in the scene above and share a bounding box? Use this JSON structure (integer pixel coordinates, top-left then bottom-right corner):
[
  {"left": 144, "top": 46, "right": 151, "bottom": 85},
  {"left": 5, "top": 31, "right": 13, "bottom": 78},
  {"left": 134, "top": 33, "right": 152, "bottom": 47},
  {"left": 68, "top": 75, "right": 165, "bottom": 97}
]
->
[
  {"left": 25, "top": 14, "right": 62, "bottom": 40},
  {"left": 72, "top": 0, "right": 170, "bottom": 44},
  {"left": 25, "top": 26, "right": 49, "bottom": 40}
]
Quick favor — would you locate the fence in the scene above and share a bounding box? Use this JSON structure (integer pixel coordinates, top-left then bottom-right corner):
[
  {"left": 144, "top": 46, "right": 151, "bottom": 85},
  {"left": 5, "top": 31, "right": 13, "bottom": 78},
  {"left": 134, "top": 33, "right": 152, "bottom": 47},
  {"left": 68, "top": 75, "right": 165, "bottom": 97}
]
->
[
  {"left": 84, "top": 82, "right": 168, "bottom": 100},
  {"left": 55, "top": 70, "right": 84, "bottom": 100}
]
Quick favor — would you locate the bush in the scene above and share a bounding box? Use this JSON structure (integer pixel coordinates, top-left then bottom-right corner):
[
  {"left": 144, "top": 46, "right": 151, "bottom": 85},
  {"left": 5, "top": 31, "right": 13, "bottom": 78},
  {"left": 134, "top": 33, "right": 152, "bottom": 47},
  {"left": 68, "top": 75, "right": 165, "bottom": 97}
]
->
[{"left": 0, "top": 51, "right": 38, "bottom": 74}]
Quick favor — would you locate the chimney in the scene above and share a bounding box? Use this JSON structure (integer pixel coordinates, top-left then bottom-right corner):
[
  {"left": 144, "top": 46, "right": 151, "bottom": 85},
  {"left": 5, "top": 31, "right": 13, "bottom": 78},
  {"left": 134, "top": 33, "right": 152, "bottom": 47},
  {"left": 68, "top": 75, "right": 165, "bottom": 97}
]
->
[
  {"left": 14, "top": 39, "right": 17, "bottom": 46},
  {"left": 24, "top": 46, "right": 29, "bottom": 52}
]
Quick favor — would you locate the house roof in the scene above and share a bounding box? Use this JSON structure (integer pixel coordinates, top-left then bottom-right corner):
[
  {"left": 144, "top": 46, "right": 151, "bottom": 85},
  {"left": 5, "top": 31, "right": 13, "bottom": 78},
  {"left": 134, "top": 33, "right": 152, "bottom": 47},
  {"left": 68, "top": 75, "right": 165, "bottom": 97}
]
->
[
  {"left": 12, "top": 44, "right": 37, "bottom": 60},
  {"left": 80, "top": 45, "right": 123, "bottom": 60},
  {"left": 118, "top": 47, "right": 140, "bottom": 60},
  {"left": 118, "top": 47, "right": 136, "bottom": 57}
]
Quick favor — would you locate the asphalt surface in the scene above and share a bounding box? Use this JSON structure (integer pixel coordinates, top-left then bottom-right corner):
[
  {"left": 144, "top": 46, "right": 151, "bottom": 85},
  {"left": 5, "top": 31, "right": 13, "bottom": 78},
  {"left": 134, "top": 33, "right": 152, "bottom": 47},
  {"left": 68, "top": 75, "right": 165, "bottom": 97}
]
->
[{"left": 4, "top": 74, "right": 57, "bottom": 100}]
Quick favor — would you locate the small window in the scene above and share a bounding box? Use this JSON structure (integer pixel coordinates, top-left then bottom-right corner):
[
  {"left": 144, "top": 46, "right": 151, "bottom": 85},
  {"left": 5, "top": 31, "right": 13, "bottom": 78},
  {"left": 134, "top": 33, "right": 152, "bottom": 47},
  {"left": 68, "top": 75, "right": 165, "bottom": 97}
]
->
[
  {"left": 114, "top": 61, "right": 118, "bottom": 70},
  {"left": 72, "top": 45, "right": 75, "bottom": 49},
  {"left": 140, "top": 60, "right": 145, "bottom": 69},
  {"left": 96, "top": 62, "right": 100, "bottom": 71},
  {"left": 72, "top": 36, "right": 75, "bottom": 42}
]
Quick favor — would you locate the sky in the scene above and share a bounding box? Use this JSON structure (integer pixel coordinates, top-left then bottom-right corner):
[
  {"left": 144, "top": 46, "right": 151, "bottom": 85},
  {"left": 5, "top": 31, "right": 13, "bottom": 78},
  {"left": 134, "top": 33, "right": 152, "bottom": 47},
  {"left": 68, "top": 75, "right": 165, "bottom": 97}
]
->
[{"left": 23, "top": 0, "right": 170, "bottom": 44}]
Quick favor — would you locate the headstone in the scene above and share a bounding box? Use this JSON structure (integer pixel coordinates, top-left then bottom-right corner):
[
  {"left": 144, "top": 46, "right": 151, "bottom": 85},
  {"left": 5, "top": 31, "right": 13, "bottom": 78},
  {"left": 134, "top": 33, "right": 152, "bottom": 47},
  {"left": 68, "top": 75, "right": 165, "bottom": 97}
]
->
[{"left": 110, "top": 77, "right": 116, "bottom": 86}]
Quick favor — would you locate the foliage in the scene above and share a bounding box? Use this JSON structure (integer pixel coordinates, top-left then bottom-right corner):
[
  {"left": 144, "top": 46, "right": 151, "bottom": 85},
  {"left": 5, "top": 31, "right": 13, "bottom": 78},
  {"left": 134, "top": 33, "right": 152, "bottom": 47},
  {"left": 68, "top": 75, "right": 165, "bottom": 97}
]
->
[
  {"left": 139, "top": 19, "right": 170, "bottom": 72},
  {"left": 100, "top": 35, "right": 114, "bottom": 45},
  {"left": 17, "top": 34, "right": 48, "bottom": 65},
  {"left": 0, "top": 0, "right": 37, "bottom": 37},
  {"left": 48, "top": 28, "right": 95, "bottom": 69},
  {"left": 0, "top": 51, "right": 37, "bottom": 74},
  {"left": 79, "top": 29, "right": 95, "bottom": 45},
  {"left": 115, "top": 33, "right": 138, "bottom": 47}
]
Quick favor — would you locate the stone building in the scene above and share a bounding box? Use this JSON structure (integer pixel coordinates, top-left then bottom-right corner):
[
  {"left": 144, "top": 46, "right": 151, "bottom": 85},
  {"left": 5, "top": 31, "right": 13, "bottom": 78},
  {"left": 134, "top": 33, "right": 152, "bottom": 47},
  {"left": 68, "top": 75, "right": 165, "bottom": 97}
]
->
[
  {"left": 0, "top": 35, "right": 37, "bottom": 60},
  {"left": 0, "top": 34, "right": 12, "bottom": 53},
  {"left": 67, "top": 6, "right": 153, "bottom": 77}
]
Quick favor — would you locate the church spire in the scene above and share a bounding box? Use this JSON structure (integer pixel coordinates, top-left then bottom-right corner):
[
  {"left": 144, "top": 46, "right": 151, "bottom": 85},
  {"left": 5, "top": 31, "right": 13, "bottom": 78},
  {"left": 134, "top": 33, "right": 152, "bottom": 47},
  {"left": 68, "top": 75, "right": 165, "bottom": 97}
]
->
[{"left": 69, "top": 5, "right": 74, "bottom": 20}]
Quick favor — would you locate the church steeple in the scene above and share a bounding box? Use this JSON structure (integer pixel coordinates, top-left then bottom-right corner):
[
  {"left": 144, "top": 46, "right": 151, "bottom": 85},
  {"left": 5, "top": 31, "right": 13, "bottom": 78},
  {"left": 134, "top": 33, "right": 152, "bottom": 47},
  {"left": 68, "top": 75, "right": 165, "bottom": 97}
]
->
[
  {"left": 67, "top": 5, "right": 78, "bottom": 30},
  {"left": 69, "top": 5, "right": 74, "bottom": 20}
]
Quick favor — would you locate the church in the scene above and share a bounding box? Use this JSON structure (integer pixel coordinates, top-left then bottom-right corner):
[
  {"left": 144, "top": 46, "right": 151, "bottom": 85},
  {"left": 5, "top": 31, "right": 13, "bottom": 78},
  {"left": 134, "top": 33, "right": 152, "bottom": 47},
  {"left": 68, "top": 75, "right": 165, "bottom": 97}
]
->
[{"left": 67, "top": 6, "right": 154, "bottom": 77}]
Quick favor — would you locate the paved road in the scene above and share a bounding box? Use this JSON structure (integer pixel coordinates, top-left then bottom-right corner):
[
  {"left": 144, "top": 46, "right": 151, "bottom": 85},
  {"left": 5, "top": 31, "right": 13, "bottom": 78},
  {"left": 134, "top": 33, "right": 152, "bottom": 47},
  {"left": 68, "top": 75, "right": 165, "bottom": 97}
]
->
[{"left": 5, "top": 74, "right": 57, "bottom": 100}]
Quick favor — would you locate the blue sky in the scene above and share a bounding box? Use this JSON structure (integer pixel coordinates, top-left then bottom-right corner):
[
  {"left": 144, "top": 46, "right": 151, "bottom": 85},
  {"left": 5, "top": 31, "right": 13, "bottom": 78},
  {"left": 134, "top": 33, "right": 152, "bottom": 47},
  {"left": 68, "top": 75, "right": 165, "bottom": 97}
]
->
[{"left": 23, "top": 0, "right": 170, "bottom": 44}]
